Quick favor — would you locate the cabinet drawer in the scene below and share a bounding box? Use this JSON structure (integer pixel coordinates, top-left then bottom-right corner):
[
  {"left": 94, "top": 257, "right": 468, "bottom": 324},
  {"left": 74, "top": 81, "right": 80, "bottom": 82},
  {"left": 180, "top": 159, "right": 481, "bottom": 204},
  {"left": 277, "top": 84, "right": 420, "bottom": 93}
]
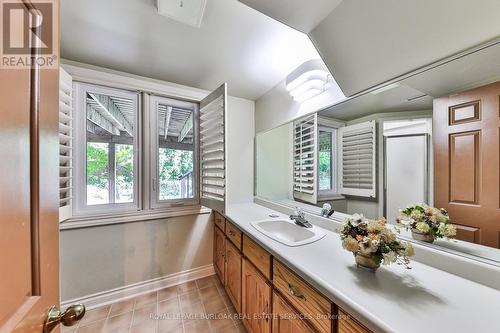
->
[
  {"left": 273, "top": 291, "right": 315, "bottom": 333},
  {"left": 273, "top": 260, "right": 331, "bottom": 333},
  {"left": 242, "top": 234, "right": 271, "bottom": 280},
  {"left": 225, "top": 221, "right": 242, "bottom": 249},
  {"left": 214, "top": 212, "right": 225, "bottom": 231},
  {"left": 338, "top": 309, "right": 371, "bottom": 333}
]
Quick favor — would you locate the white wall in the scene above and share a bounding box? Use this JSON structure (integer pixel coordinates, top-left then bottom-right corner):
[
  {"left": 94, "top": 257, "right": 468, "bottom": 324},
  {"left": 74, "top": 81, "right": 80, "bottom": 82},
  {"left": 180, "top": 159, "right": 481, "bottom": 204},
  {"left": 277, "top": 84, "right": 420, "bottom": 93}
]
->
[
  {"left": 60, "top": 214, "right": 213, "bottom": 301},
  {"left": 226, "top": 96, "right": 255, "bottom": 205},
  {"left": 256, "top": 123, "right": 292, "bottom": 199}
]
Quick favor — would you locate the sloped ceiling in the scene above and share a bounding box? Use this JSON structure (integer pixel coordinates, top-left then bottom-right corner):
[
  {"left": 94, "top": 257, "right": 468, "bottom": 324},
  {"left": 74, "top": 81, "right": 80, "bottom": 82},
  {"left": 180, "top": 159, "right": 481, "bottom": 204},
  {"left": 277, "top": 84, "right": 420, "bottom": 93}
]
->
[
  {"left": 310, "top": 0, "right": 500, "bottom": 96},
  {"left": 240, "top": 0, "right": 500, "bottom": 98},
  {"left": 61, "top": 0, "right": 321, "bottom": 100},
  {"left": 238, "top": 0, "right": 343, "bottom": 33}
]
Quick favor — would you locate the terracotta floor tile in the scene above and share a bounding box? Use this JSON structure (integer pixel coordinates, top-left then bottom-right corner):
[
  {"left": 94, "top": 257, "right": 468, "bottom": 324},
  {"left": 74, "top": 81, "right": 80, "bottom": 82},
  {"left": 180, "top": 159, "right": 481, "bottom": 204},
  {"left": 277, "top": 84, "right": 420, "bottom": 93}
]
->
[
  {"left": 181, "top": 300, "right": 205, "bottom": 322},
  {"left": 179, "top": 291, "right": 201, "bottom": 310},
  {"left": 158, "top": 298, "right": 181, "bottom": 317},
  {"left": 158, "top": 315, "right": 183, "bottom": 333},
  {"left": 78, "top": 306, "right": 110, "bottom": 326},
  {"left": 76, "top": 319, "right": 105, "bottom": 333},
  {"left": 109, "top": 298, "right": 135, "bottom": 317},
  {"left": 131, "top": 319, "right": 157, "bottom": 333},
  {"left": 102, "top": 312, "right": 133, "bottom": 332},
  {"left": 196, "top": 275, "right": 217, "bottom": 289},
  {"left": 209, "top": 309, "right": 235, "bottom": 333},
  {"left": 160, "top": 325, "right": 184, "bottom": 333},
  {"left": 134, "top": 292, "right": 157, "bottom": 308},
  {"left": 199, "top": 286, "right": 220, "bottom": 302},
  {"left": 176, "top": 281, "right": 197, "bottom": 295},
  {"left": 203, "top": 297, "right": 226, "bottom": 315},
  {"left": 183, "top": 319, "right": 210, "bottom": 333},
  {"left": 158, "top": 286, "right": 178, "bottom": 301},
  {"left": 133, "top": 303, "right": 156, "bottom": 326}
]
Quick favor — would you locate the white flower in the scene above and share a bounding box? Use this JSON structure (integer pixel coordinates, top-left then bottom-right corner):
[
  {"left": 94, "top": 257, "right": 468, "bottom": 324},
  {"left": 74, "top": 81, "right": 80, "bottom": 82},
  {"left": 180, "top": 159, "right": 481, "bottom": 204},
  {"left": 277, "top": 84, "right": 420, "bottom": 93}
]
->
[
  {"left": 382, "top": 251, "right": 396, "bottom": 265},
  {"left": 399, "top": 217, "right": 414, "bottom": 227},
  {"left": 350, "top": 213, "right": 366, "bottom": 226}
]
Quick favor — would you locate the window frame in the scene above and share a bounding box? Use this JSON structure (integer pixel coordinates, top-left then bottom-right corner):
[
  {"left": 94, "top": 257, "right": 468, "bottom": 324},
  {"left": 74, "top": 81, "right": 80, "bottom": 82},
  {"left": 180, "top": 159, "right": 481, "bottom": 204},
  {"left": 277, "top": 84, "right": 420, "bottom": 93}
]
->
[
  {"left": 149, "top": 95, "right": 200, "bottom": 209},
  {"left": 73, "top": 82, "right": 141, "bottom": 216},
  {"left": 317, "top": 125, "right": 338, "bottom": 197}
]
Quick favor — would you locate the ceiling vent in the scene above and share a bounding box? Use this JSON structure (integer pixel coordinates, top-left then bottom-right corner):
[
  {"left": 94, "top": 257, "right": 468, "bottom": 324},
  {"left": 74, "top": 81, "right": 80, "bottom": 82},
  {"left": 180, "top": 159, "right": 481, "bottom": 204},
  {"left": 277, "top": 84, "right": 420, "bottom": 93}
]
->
[{"left": 157, "top": 0, "right": 207, "bottom": 27}]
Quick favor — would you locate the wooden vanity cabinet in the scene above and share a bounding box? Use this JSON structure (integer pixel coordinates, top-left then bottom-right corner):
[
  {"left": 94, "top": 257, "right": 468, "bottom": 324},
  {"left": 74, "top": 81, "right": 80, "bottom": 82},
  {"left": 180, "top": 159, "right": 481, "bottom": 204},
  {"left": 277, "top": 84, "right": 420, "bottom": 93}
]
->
[
  {"left": 214, "top": 224, "right": 226, "bottom": 282},
  {"left": 224, "top": 239, "right": 242, "bottom": 312},
  {"left": 242, "top": 258, "right": 272, "bottom": 333},
  {"left": 338, "top": 309, "right": 371, "bottom": 333},
  {"left": 273, "top": 291, "right": 316, "bottom": 333}
]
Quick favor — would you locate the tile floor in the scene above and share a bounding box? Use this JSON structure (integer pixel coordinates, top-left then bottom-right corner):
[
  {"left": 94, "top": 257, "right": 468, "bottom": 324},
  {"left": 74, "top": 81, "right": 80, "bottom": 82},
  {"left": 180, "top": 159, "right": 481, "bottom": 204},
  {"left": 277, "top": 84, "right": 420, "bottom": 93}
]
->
[{"left": 62, "top": 274, "right": 246, "bottom": 333}]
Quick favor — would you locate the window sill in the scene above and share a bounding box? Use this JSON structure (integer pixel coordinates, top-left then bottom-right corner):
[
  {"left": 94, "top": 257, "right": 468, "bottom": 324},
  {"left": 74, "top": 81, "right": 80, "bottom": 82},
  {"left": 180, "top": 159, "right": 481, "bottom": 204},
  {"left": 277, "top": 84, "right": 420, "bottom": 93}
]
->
[
  {"left": 60, "top": 206, "right": 212, "bottom": 230},
  {"left": 317, "top": 193, "right": 346, "bottom": 201}
]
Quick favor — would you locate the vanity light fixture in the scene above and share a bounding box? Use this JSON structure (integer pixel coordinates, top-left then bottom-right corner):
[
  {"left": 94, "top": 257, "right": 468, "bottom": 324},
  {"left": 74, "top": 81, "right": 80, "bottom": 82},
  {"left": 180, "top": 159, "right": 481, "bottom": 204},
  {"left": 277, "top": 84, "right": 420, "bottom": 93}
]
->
[{"left": 286, "top": 59, "right": 332, "bottom": 103}]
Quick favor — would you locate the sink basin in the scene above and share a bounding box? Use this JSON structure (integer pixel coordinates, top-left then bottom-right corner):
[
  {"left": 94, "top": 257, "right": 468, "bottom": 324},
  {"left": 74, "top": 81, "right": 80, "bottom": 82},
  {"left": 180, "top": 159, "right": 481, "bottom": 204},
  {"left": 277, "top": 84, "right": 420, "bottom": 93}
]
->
[{"left": 251, "top": 219, "right": 326, "bottom": 247}]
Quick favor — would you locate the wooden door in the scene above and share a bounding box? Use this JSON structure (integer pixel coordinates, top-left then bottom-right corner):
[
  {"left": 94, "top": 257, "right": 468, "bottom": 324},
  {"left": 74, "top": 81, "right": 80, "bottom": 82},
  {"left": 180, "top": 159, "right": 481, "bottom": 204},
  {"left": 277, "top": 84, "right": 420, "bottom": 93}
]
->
[
  {"left": 241, "top": 259, "right": 271, "bottom": 333},
  {"left": 272, "top": 292, "right": 315, "bottom": 333},
  {"left": 0, "top": 1, "right": 69, "bottom": 332},
  {"left": 434, "top": 81, "right": 500, "bottom": 248},
  {"left": 214, "top": 226, "right": 226, "bottom": 282},
  {"left": 224, "top": 240, "right": 242, "bottom": 312}
]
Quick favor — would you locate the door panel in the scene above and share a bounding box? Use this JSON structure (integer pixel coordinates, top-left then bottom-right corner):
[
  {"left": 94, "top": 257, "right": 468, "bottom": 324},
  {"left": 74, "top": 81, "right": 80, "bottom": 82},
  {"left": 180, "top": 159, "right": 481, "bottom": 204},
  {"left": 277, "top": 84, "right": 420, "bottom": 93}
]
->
[
  {"left": 272, "top": 292, "right": 314, "bottom": 333},
  {"left": 0, "top": 1, "right": 64, "bottom": 331},
  {"left": 434, "top": 81, "right": 500, "bottom": 248},
  {"left": 224, "top": 240, "right": 241, "bottom": 312},
  {"left": 214, "top": 226, "right": 225, "bottom": 282},
  {"left": 241, "top": 259, "right": 271, "bottom": 333}
]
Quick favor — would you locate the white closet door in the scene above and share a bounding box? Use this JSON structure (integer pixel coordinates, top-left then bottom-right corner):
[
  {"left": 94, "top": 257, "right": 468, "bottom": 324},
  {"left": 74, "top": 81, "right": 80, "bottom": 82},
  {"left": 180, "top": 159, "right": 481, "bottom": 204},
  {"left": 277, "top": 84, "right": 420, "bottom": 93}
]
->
[
  {"left": 199, "top": 83, "right": 227, "bottom": 213},
  {"left": 385, "top": 134, "right": 428, "bottom": 223}
]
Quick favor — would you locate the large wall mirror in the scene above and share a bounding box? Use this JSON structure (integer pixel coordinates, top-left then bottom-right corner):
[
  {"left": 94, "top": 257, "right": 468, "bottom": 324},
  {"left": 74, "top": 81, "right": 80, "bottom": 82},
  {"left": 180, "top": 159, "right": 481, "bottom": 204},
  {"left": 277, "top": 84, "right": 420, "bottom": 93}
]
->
[{"left": 256, "top": 39, "right": 500, "bottom": 265}]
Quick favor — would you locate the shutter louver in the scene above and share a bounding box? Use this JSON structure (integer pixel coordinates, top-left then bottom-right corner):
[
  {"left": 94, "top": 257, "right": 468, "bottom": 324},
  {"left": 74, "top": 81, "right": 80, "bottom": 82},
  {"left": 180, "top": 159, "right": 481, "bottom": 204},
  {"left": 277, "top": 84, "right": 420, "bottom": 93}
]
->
[
  {"left": 200, "top": 83, "right": 226, "bottom": 213},
  {"left": 339, "top": 120, "right": 376, "bottom": 197},
  {"left": 59, "top": 68, "right": 73, "bottom": 221},
  {"left": 293, "top": 114, "right": 317, "bottom": 204}
]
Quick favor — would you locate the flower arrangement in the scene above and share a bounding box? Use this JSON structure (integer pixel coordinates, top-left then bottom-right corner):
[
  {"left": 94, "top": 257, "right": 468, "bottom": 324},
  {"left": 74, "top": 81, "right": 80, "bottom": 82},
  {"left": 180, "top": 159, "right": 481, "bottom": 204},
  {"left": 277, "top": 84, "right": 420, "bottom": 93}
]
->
[
  {"left": 397, "top": 204, "right": 456, "bottom": 243},
  {"left": 339, "top": 214, "right": 414, "bottom": 270}
]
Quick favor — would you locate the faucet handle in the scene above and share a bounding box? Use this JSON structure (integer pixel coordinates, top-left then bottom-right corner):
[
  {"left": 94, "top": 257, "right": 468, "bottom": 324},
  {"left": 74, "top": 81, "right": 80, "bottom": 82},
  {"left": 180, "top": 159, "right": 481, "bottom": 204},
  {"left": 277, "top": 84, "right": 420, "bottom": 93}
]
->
[{"left": 295, "top": 207, "right": 304, "bottom": 219}]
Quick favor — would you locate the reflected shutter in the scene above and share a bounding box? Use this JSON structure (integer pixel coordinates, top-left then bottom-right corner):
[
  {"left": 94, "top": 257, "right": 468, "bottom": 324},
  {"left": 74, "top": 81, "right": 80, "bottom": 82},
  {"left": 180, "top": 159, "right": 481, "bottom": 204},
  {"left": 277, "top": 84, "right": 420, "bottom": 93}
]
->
[
  {"left": 339, "top": 120, "right": 376, "bottom": 197},
  {"left": 293, "top": 114, "right": 318, "bottom": 204}
]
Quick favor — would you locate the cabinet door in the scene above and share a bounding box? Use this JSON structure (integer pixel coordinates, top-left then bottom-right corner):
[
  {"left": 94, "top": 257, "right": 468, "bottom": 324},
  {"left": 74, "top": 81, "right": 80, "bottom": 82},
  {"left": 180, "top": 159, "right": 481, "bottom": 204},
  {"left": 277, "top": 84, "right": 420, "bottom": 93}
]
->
[
  {"left": 242, "top": 259, "right": 272, "bottom": 333},
  {"left": 214, "top": 226, "right": 225, "bottom": 282},
  {"left": 224, "top": 240, "right": 242, "bottom": 311},
  {"left": 273, "top": 292, "right": 315, "bottom": 333}
]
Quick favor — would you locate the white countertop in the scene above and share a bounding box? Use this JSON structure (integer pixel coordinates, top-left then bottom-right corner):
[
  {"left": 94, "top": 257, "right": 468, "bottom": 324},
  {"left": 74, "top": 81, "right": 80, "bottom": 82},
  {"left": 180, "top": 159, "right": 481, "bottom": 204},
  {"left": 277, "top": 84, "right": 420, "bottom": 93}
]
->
[{"left": 226, "top": 202, "right": 500, "bottom": 333}]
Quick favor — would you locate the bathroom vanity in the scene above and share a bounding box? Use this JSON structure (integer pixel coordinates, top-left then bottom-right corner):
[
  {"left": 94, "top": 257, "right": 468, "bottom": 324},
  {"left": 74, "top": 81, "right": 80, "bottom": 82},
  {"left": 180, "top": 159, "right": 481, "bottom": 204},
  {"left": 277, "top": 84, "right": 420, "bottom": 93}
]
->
[{"left": 213, "top": 204, "right": 500, "bottom": 333}]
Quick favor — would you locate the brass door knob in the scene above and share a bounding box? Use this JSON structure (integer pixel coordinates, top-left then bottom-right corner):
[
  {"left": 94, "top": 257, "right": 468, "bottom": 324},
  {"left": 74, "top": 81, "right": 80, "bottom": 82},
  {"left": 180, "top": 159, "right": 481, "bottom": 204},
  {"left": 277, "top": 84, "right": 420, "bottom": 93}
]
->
[{"left": 43, "top": 304, "right": 86, "bottom": 333}]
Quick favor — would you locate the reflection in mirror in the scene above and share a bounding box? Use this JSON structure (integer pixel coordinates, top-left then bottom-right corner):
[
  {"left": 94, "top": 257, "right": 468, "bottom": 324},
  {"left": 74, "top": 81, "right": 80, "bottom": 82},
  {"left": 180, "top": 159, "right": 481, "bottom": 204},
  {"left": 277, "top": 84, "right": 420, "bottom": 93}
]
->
[{"left": 255, "top": 40, "right": 500, "bottom": 264}]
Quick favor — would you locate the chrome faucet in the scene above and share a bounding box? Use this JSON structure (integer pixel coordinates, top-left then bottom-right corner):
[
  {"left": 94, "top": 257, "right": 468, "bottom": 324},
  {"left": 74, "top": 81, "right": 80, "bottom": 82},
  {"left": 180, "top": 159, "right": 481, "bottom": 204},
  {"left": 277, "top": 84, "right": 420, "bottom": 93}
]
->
[
  {"left": 290, "top": 207, "right": 312, "bottom": 228},
  {"left": 321, "top": 203, "right": 335, "bottom": 218}
]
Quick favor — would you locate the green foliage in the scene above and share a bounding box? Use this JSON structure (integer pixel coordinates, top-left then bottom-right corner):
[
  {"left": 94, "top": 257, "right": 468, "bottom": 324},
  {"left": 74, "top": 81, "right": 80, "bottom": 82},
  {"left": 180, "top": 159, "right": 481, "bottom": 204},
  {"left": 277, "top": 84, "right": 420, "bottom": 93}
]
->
[{"left": 87, "top": 143, "right": 109, "bottom": 189}]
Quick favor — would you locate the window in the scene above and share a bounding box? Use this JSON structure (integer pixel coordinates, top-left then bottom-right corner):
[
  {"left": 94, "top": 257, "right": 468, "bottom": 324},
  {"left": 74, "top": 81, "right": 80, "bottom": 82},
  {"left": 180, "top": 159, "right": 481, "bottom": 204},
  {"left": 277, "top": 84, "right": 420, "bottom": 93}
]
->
[
  {"left": 318, "top": 127, "right": 337, "bottom": 194},
  {"left": 150, "top": 96, "right": 198, "bottom": 208},
  {"left": 74, "top": 83, "right": 139, "bottom": 214}
]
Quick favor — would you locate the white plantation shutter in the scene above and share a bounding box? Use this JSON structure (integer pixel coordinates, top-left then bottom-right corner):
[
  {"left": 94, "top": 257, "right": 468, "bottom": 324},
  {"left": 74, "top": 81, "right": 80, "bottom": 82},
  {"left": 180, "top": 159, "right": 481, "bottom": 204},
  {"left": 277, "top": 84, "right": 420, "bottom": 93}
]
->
[
  {"left": 59, "top": 68, "right": 73, "bottom": 221},
  {"left": 199, "top": 83, "right": 226, "bottom": 213},
  {"left": 293, "top": 114, "right": 318, "bottom": 204},
  {"left": 339, "top": 120, "right": 376, "bottom": 197}
]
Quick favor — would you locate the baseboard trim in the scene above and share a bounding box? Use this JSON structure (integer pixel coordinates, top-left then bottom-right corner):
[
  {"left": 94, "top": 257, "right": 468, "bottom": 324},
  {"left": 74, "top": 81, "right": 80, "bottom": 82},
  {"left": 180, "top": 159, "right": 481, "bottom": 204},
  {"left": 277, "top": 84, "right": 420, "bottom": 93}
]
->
[{"left": 61, "top": 264, "right": 215, "bottom": 310}]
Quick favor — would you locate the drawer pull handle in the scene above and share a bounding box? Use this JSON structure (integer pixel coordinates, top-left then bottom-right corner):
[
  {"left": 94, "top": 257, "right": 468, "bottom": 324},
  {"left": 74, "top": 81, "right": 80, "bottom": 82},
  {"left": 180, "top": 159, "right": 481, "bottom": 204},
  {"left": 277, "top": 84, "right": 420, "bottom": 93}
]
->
[
  {"left": 288, "top": 283, "right": 306, "bottom": 300},
  {"left": 229, "top": 230, "right": 235, "bottom": 236},
  {"left": 264, "top": 302, "right": 269, "bottom": 322}
]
